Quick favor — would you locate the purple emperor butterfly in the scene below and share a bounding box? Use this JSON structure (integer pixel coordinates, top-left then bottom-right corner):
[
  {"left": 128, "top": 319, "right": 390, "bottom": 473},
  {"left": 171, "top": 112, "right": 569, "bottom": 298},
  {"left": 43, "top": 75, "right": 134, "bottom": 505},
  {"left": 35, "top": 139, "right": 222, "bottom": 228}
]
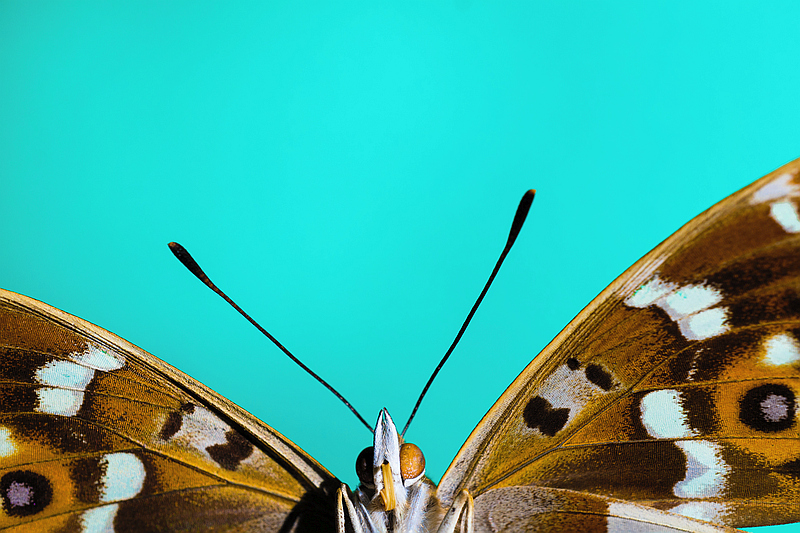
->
[{"left": 2, "top": 159, "right": 800, "bottom": 532}]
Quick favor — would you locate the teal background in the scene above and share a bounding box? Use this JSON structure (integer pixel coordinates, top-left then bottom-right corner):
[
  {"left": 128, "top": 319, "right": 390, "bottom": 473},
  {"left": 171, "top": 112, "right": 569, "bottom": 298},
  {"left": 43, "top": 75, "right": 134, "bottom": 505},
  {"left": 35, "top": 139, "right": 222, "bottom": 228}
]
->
[{"left": 2, "top": 2, "right": 799, "bottom": 531}]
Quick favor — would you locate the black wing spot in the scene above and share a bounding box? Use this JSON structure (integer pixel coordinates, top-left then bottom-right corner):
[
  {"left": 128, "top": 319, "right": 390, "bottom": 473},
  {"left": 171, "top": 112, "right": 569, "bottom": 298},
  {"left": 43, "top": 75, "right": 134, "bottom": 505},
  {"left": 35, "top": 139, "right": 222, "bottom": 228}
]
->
[
  {"left": 739, "top": 384, "right": 796, "bottom": 432},
  {"left": 159, "top": 402, "right": 195, "bottom": 441},
  {"left": 0, "top": 471, "right": 53, "bottom": 517},
  {"left": 585, "top": 364, "right": 613, "bottom": 391},
  {"left": 566, "top": 358, "right": 581, "bottom": 370},
  {"left": 523, "top": 396, "right": 569, "bottom": 436},
  {"left": 159, "top": 411, "right": 183, "bottom": 440},
  {"left": 207, "top": 430, "right": 254, "bottom": 470}
]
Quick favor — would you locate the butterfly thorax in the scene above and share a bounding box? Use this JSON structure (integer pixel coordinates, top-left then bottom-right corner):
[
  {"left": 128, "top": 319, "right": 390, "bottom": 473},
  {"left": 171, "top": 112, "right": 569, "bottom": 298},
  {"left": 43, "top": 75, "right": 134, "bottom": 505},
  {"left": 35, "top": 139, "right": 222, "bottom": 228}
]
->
[{"left": 354, "top": 476, "right": 444, "bottom": 533}]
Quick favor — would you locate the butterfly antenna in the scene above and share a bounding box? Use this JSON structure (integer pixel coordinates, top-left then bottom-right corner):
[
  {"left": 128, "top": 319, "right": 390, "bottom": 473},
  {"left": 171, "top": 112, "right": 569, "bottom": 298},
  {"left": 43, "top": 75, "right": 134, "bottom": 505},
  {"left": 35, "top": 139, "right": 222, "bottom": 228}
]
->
[
  {"left": 168, "top": 242, "right": 374, "bottom": 433},
  {"left": 400, "top": 190, "right": 535, "bottom": 437}
]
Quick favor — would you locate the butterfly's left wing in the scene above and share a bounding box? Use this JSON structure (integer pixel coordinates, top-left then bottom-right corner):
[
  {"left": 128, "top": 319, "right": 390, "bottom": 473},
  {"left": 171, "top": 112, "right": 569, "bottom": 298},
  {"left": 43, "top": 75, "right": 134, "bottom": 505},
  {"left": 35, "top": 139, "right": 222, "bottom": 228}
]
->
[
  {"left": 0, "top": 289, "right": 339, "bottom": 532},
  {"left": 438, "top": 159, "right": 800, "bottom": 530}
]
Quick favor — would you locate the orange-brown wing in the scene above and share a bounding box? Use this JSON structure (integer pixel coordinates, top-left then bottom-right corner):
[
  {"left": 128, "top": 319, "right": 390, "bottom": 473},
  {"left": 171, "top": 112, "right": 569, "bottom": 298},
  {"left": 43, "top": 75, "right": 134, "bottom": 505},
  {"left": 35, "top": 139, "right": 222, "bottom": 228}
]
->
[
  {"left": 439, "top": 158, "right": 800, "bottom": 529},
  {"left": 472, "top": 486, "right": 739, "bottom": 533},
  {"left": 0, "top": 289, "right": 338, "bottom": 532}
]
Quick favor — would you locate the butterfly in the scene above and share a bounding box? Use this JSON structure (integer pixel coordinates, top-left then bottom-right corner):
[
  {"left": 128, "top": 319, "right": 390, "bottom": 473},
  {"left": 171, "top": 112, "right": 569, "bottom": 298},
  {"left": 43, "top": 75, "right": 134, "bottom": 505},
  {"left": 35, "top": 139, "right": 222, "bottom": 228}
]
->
[{"left": 2, "top": 159, "right": 800, "bottom": 532}]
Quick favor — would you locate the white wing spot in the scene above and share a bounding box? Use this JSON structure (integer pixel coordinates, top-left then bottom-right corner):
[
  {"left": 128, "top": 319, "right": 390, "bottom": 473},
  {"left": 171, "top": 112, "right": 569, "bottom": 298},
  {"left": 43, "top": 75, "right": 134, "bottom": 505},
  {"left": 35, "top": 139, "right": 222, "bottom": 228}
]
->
[
  {"left": 677, "top": 307, "right": 730, "bottom": 340},
  {"left": 764, "top": 333, "right": 800, "bottom": 366},
  {"left": 674, "top": 441, "right": 729, "bottom": 498},
  {"left": 99, "top": 452, "right": 145, "bottom": 502},
  {"left": 81, "top": 504, "right": 119, "bottom": 533},
  {"left": 641, "top": 391, "right": 730, "bottom": 500},
  {"left": 36, "top": 388, "right": 86, "bottom": 416},
  {"left": 770, "top": 200, "right": 800, "bottom": 233},
  {"left": 661, "top": 285, "right": 723, "bottom": 320},
  {"left": 606, "top": 502, "right": 730, "bottom": 533},
  {"left": 751, "top": 173, "right": 800, "bottom": 204},
  {"left": 34, "top": 360, "right": 96, "bottom": 416},
  {"left": 625, "top": 276, "right": 678, "bottom": 308},
  {"left": 35, "top": 360, "right": 95, "bottom": 389},
  {"left": 0, "top": 427, "right": 15, "bottom": 457},
  {"left": 748, "top": 173, "right": 800, "bottom": 233},
  {"left": 640, "top": 390, "right": 694, "bottom": 439},
  {"left": 71, "top": 345, "right": 125, "bottom": 372},
  {"left": 169, "top": 406, "right": 230, "bottom": 458},
  {"left": 626, "top": 276, "right": 729, "bottom": 340},
  {"left": 669, "top": 502, "right": 730, "bottom": 523}
]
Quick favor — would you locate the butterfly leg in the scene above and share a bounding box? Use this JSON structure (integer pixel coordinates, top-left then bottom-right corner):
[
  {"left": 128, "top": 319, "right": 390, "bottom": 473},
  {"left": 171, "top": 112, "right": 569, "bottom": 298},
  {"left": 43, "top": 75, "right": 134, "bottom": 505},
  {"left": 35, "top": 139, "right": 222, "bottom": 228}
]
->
[
  {"left": 459, "top": 493, "right": 474, "bottom": 533},
  {"left": 437, "top": 489, "right": 474, "bottom": 533},
  {"left": 336, "top": 485, "right": 347, "bottom": 533},
  {"left": 337, "top": 483, "right": 369, "bottom": 533}
]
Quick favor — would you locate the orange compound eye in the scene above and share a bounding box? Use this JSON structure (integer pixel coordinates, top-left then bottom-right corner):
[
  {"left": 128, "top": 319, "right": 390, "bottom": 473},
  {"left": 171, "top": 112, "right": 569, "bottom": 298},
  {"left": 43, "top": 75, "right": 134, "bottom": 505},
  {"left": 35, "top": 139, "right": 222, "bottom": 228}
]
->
[{"left": 399, "top": 443, "right": 425, "bottom": 482}]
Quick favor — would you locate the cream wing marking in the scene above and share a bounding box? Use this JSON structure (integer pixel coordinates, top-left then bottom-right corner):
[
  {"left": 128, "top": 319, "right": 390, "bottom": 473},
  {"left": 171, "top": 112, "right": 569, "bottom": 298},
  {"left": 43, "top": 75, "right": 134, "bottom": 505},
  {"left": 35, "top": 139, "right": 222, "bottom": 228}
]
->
[
  {"left": 769, "top": 201, "right": 800, "bottom": 233},
  {"left": 78, "top": 452, "right": 147, "bottom": 533},
  {"left": 70, "top": 345, "right": 126, "bottom": 372},
  {"left": 80, "top": 506, "right": 118, "bottom": 533},
  {"left": 750, "top": 172, "right": 800, "bottom": 203},
  {"left": 640, "top": 389, "right": 730, "bottom": 512},
  {"left": 32, "top": 345, "right": 125, "bottom": 417},
  {"left": 673, "top": 441, "right": 728, "bottom": 499},
  {"left": 763, "top": 333, "right": 800, "bottom": 366},
  {"left": 159, "top": 403, "right": 256, "bottom": 471},
  {"left": 97, "top": 452, "right": 146, "bottom": 503},
  {"left": 668, "top": 502, "right": 730, "bottom": 525},
  {"left": 0, "top": 427, "right": 15, "bottom": 457},
  {"left": 750, "top": 171, "right": 800, "bottom": 233},
  {"left": 522, "top": 359, "right": 616, "bottom": 437},
  {"left": 625, "top": 276, "right": 730, "bottom": 341},
  {"left": 640, "top": 390, "right": 695, "bottom": 440},
  {"left": 34, "top": 360, "right": 95, "bottom": 416}
]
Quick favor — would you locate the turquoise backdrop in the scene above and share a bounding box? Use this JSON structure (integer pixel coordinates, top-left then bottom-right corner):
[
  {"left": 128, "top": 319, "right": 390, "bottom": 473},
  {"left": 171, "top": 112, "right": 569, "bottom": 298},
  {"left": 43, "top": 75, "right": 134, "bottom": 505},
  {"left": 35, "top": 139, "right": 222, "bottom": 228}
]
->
[{"left": 2, "top": 2, "right": 800, "bottom": 531}]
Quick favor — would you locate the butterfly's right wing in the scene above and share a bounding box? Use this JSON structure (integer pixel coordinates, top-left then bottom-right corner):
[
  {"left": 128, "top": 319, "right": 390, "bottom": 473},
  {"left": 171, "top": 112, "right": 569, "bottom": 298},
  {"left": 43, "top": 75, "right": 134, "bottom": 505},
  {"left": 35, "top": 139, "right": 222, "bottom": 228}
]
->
[
  {"left": 470, "top": 486, "right": 739, "bottom": 532},
  {"left": 0, "top": 289, "right": 339, "bottom": 532},
  {"left": 439, "top": 158, "right": 800, "bottom": 530}
]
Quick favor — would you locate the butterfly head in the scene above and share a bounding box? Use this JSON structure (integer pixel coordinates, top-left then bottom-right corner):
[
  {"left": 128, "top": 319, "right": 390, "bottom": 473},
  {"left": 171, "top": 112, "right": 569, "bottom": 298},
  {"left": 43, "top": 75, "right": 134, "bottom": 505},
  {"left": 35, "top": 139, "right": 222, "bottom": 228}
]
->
[{"left": 355, "top": 409, "right": 426, "bottom": 511}]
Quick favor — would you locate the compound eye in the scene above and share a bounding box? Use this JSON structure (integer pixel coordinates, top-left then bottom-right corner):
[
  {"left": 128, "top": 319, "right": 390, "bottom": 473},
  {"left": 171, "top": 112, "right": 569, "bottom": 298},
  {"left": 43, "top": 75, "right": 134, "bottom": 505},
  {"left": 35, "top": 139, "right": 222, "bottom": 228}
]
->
[
  {"left": 355, "top": 447, "right": 374, "bottom": 486},
  {"left": 399, "top": 443, "right": 425, "bottom": 483}
]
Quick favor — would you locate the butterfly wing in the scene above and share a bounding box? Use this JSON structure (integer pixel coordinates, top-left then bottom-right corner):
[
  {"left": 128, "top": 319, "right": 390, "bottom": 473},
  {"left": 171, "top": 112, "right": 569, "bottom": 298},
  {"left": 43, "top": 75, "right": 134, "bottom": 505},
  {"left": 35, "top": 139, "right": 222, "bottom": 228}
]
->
[
  {"left": 438, "top": 159, "right": 800, "bottom": 530},
  {"left": 0, "top": 289, "right": 339, "bottom": 532},
  {"left": 471, "top": 486, "right": 739, "bottom": 532}
]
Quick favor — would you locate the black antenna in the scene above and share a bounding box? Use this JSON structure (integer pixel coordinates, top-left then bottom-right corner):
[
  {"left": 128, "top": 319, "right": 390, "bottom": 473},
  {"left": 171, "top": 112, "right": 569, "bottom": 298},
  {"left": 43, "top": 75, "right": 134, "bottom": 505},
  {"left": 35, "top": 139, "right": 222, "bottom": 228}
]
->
[
  {"left": 168, "top": 242, "right": 374, "bottom": 433},
  {"left": 401, "top": 190, "right": 535, "bottom": 437}
]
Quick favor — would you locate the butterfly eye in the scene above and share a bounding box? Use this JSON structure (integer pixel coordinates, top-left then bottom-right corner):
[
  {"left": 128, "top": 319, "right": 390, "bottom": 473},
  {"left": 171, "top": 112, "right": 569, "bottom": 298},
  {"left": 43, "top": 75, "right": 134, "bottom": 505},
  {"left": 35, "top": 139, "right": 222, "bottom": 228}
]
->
[
  {"left": 399, "top": 443, "right": 425, "bottom": 484},
  {"left": 355, "top": 446, "right": 374, "bottom": 486}
]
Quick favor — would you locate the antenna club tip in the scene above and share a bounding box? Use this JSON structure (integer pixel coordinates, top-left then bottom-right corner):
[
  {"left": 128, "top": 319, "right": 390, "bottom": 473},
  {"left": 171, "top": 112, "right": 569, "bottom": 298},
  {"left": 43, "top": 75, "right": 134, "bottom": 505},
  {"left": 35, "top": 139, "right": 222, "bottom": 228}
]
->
[
  {"left": 517, "top": 189, "right": 535, "bottom": 212},
  {"left": 168, "top": 242, "right": 189, "bottom": 259}
]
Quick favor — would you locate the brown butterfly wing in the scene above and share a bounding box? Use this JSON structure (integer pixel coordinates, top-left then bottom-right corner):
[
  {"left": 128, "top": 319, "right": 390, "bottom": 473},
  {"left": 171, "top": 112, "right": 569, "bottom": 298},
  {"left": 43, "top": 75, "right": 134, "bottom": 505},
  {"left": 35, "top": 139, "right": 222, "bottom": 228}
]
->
[
  {"left": 439, "top": 159, "right": 800, "bottom": 529},
  {"left": 472, "top": 486, "right": 739, "bottom": 532},
  {"left": 0, "top": 289, "right": 339, "bottom": 531}
]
